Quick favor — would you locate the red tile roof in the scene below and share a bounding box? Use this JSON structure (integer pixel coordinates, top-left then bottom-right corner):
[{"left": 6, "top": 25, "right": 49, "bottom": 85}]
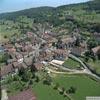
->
[
  {"left": 92, "top": 46, "right": 100, "bottom": 54},
  {"left": 33, "top": 62, "right": 44, "bottom": 70},
  {"left": 53, "top": 49, "right": 68, "bottom": 55},
  {"left": 0, "top": 64, "right": 14, "bottom": 77},
  {"left": 8, "top": 89, "right": 36, "bottom": 100}
]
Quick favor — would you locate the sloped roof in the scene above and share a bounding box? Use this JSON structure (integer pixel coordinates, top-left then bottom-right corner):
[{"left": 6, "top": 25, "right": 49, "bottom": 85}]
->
[
  {"left": 8, "top": 89, "right": 36, "bottom": 100},
  {"left": 92, "top": 46, "right": 100, "bottom": 54},
  {"left": 0, "top": 64, "right": 14, "bottom": 77}
]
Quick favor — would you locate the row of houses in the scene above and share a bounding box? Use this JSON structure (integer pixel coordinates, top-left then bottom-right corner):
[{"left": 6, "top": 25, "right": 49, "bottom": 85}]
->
[{"left": 0, "top": 59, "right": 44, "bottom": 80}]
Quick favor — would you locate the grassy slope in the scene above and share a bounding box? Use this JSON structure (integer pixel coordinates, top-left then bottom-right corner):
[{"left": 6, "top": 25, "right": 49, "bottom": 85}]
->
[
  {"left": 32, "top": 75, "right": 100, "bottom": 100},
  {"left": 53, "top": 75, "right": 100, "bottom": 100},
  {"left": 63, "top": 58, "right": 81, "bottom": 69},
  {"left": 6, "top": 70, "right": 100, "bottom": 100}
]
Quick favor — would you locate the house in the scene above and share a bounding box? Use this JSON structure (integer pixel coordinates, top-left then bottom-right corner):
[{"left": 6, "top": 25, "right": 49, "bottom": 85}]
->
[
  {"left": 92, "top": 46, "right": 100, "bottom": 54},
  {"left": 92, "top": 32, "right": 100, "bottom": 41},
  {"left": 33, "top": 62, "right": 44, "bottom": 70},
  {"left": 43, "top": 33, "right": 53, "bottom": 41},
  {"left": 38, "top": 49, "right": 53, "bottom": 61},
  {"left": 26, "top": 32, "right": 33, "bottom": 38},
  {"left": 66, "top": 15, "right": 75, "bottom": 21},
  {"left": 49, "top": 60, "right": 64, "bottom": 66},
  {"left": 92, "top": 46, "right": 100, "bottom": 59},
  {"left": 3, "top": 43, "right": 13, "bottom": 50},
  {"left": 8, "top": 89, "right": 36, "bottom": 100},
  {"left": 24, "top": 57, "right": 33, "bottom": 66},
  {"left": 53, "top": 49, "right": 68, "bottom": 60},
  {"left": 12, "top": 62, "right": 28, "bottom": 70},
  {"left": 3, "top": 43, "right": 16, "bottom": 52},
  {"left": 7, "top": 59, "right": 17, "bottom": 64},
  {"left": 62, "top": 37, "right": 76, "bottom": 49},
  {"left": 47, "top": 32, "right": 57, "bottom": 37},
  {"left": 0, "top": 64, "right": 15, "bottom": 80},
  {"left": 71, "top": 47, "right": 86, "bottom": 56},
  {"left": 15, "top": 43, "right": 23, "bottom": 49},
  {"left": 21, "top": 52, "right": 29, "bottom": 58},
  {"left": 15, "top": 52, "right": 23, "bottom": 63},
  {"left": 0, "top": 44, "right": 5, "bottom": 53}
]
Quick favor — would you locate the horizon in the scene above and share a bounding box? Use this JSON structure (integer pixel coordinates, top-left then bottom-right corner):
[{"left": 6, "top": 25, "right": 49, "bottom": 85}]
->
[{"left": 0, "top": 0, "right": 90, "bottom": 14}]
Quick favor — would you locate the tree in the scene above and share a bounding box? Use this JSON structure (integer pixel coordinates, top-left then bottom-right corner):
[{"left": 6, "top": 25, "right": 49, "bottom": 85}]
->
[
  {"left": 19, "top": 68, "right": 32, "bottom": 82},
  {"left": 97, "top": 53, "right": 100, "bottom": 60},
  {"left": 53, "top": 83, "right": 59, "bottom": 90},
  {"left": 35, "top": 75, "right": 40, "bottom": 83},
  {"left": 4, "top": 35, "right": 7, "bottom": 39},
  {"left": 67, "top": 86, "right": 76, "bottom": 94},
  {"left": 29, "top": 79, "right": 33, "bottom": 85},
  {"left": 19, "top": 67, "right": 25, "bottom": 76},
  {"left": 84, "top": 50, "right": 90, "bottom": 62},
  {"left": 58, "top": 87, "right": 65, "bottom": 95},
  {"left": 75, "top": 37, "right": 80, "bottom": 46},
  {"left": 23, "top": 70, "right": 32, "bottom": 82},
  {"left": 13, "top": 74, "right": 20, "bottom": 81},
  {"left": 91, "top": 55, "right": 96, "bottom": 62},
  {"left": 43, "top": 75, "right": 52, "bottom": 85},
  {"left": 52, "top": 42, "right": 56, "bottom": 47},
  {"left": 31, "top": 57, "right": 37, "bottom": 72},
  {"left": 84, "top": 57, "right": 89, "bottom": 62},
  {"left": 97, "top": 49, "right": 100, "bottom": 60},
  {"left": 0, "top": 53, "right": 9, "bottom": 63},
  {"left": 87, "top": 39, "right": 97, "bottom": 50},
  {"left": 6, "top": 75, "right": 13, "bottom": 84}
]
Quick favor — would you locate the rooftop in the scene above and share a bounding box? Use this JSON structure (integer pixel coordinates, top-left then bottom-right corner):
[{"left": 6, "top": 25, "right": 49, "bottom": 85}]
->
[{"left": 8, "top": 89, "right": 36, "bottom": 100}]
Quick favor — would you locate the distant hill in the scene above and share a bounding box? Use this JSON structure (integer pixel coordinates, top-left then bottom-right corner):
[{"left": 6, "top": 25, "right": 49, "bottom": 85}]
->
[
  {"left": 0, "top": 0, "right": 100, "bottom": 20},
  {"left": 0, "top": 6, "right": 55, "bottom": 20},
  {"left": 0, "top": 0, "right": 100, "bottom": 33},
  {"left": 0, "top": 0, "right": 100, "bottom": 19}
]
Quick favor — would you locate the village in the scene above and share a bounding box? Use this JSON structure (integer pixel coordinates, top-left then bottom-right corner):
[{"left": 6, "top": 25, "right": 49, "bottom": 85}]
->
[
  {"left": 0, "top": 29, "right": 86, "bottom": 80},
  {"left": 1, "top": 0, "right": 100, "bottom": 99},
  {"left": 0, "top": 25, "right": 100, "bottom": 100}
]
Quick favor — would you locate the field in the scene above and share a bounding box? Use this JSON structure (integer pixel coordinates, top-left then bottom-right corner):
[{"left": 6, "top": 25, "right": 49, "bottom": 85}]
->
[
  {"left": 0, "top": 24, "right": 18, "bottom": 43},
  {"left": 6, "top": 73, "right": 100, "bottom": 100},
  {"left": 63, "top": 58, "right": 81, "bottom": 69},
  {"left": 0, "top": 18, "right": 33, "bottom": 43},
  {"left": 32, "top": 74, "right": 100, "bottom": 100}
]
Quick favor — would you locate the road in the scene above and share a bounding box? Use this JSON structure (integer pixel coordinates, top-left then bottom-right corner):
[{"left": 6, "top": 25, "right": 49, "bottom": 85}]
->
[
  {"left": 47, "top": 54, "right": 100, "bottom": 80},
  {"left": 69, "top": 54, "right": 100, "bottom": 80}
]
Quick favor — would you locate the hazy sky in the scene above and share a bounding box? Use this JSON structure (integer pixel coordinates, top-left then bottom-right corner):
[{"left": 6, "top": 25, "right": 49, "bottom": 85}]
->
[{"left": 0, "top": 0, "right": 89, "bottom": 13}]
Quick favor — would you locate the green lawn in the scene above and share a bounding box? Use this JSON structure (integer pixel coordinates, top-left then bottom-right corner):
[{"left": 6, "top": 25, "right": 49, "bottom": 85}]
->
[
  {"left": 53, "top": 75, "right": 100, "bottom": 100},
  {"left": 63, "top": 58, "right": 81, "bottom": 69},
  {"left": 32, "top": 82, "right": 69, "bottom": 100},
  {"left": 32, "top": 74, "right": 100, "bottom": 100},
  {"left": 5, "top": 73, "right": 100, "bottom": 100},
  {"left": 0, "top": 24, "right": 19, "bottom": 42}
]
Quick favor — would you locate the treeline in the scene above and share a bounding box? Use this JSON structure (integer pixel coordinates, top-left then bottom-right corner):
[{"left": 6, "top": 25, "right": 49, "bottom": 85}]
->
[
  {"left": 0, "top": 0, "right": 100, "bottom": 31},
  {"left": 0, "top": 0, "right": 100, "bottom": 20},
  {"left": 0, "top": 7, "right": 55, "bottom": 21}
]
